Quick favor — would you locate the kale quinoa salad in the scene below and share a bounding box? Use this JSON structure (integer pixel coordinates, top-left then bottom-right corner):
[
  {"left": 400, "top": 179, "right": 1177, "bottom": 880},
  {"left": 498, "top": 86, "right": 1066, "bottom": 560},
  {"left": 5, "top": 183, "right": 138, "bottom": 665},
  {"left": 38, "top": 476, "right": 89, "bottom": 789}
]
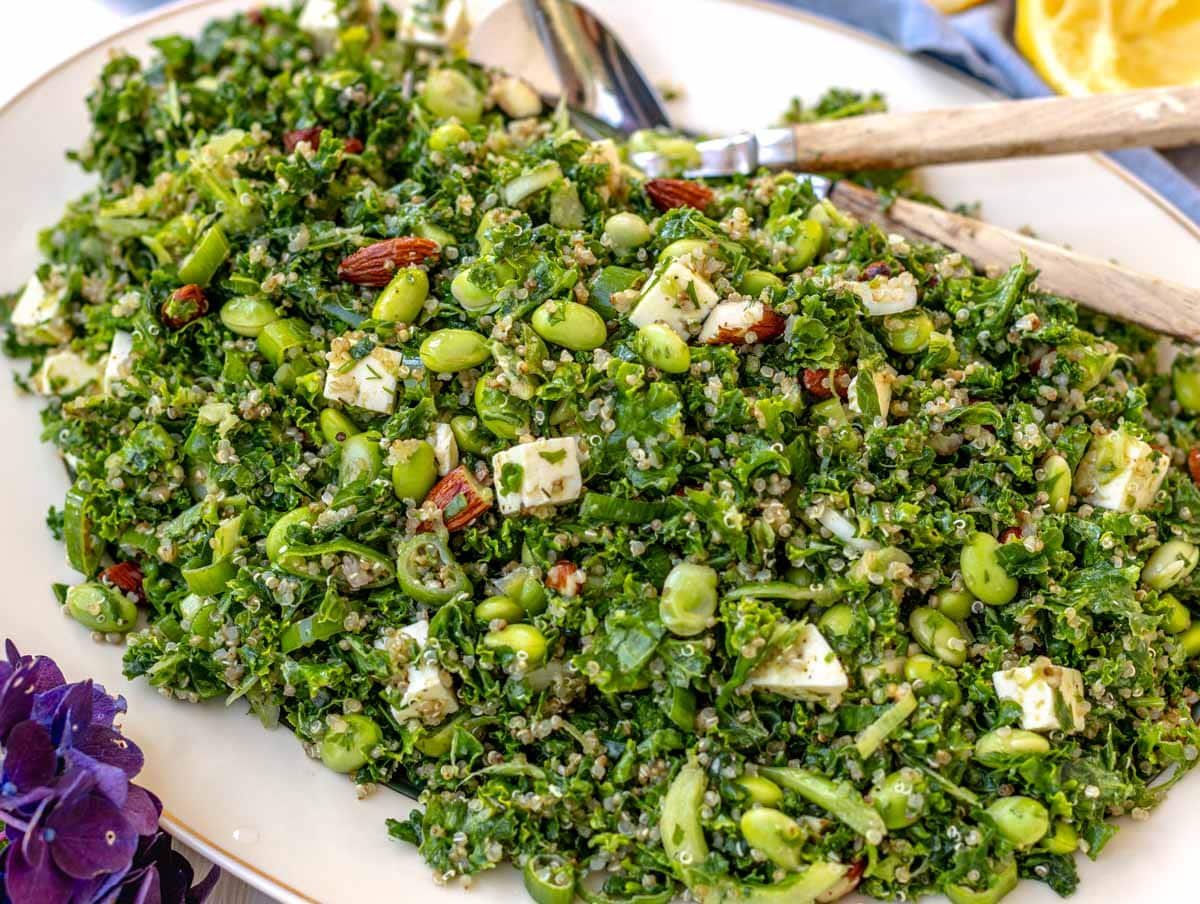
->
[{"left": 6, "top": 1, "right": 1200, "bottom": 902}]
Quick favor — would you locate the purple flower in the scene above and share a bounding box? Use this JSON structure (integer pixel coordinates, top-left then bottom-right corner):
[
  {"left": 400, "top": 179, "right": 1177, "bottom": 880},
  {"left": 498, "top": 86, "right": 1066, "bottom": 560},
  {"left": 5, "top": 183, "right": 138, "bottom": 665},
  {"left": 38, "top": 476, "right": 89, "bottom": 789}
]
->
[{"left": 0, "top": 642, "right": 218, "bottom": 904}]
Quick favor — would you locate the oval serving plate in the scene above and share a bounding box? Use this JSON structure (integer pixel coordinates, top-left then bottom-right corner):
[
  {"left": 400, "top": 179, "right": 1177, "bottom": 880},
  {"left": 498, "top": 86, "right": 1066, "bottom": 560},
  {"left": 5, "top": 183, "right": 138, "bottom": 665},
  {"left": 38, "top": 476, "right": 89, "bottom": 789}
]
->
[{"left": 0, "top": 1, "right": 1197, "bottom": 902}]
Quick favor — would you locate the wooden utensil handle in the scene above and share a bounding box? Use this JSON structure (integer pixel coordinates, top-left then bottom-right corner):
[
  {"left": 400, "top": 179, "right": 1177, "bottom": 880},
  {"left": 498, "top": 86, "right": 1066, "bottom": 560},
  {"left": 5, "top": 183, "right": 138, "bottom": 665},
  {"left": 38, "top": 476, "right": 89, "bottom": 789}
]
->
[
  {"left": 829, "top": 181, "right": 1200, "bottom": 343},
  {"left": 793, "top": 86, "right": 1200, "bottom": 171}
]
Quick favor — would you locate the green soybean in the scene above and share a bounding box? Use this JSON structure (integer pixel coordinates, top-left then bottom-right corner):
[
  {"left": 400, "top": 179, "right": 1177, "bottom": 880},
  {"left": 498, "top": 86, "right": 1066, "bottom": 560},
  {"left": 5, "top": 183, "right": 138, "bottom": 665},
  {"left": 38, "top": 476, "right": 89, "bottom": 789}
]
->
[
  {"left": 499, "top": 568, "right": 548, "bottom": 615},
  {"left": 659, "top": 238, "right": 710, "bottom": 262},
  {"left": 1039, "top": 453, "right": 1072, "bottom": 514},
  {"left": 320, "top": 714, "right": 383, "bottom": 773},
  {"left": 421, "top": 69, "right": 483, "bottom": 123},
  {"left": 428, "top": 121, "right": 470, "bottom": 151},
  {"left": 739, "top": 807, "right": 806, "bottom": 872},
  {"left": 390, "top": 439, "right": 438, "bottom": 502},
  {"left": 740, "top": 269, "right": 785, "bottom": 298},
  {"left": 737, "top": 774, "right": 783, "bottom": 807},
  {"left": 986, "top": 796, "right": 1049, "bottom": 848},
  {"left": 909, "top": 606, "right": 967, "bottom": 667},
  {"left": 1173, "top": 357, "right": 1200, "bottom": 413},
  {"left": 1158, "top": 593, "right": 1192, "bottom": 634},
  {"left": 420, "top": 329, "right": 491, "bottom": 373},
  {"left": 872, "top": 768, "right": 927, "bottom": 830},
  {"left": 604, "top": 212, "right": 651, "bottom": 253},
  {"left": 483, "top": 623, "right": 548, "bottom": 666},
  {"left": 932, "top": 588, "right": 973, "bottom": 621},
  {"left": 883, "top": 310, "right": 933, "bottom": 354},
  {"left": 339, "top": 432, "right": 382, "bottom": 487},
  {"left": 531, "top": 300, "right": 607, "bottom": 351},
  {"left": 475, "top": 595, "right": 525, "bottom": 624},
  {"left": 219, "top": 296, "right": 278, "bottom": 337},
  {"left": 634, "top": 322, "right": 691, "bottom": 374},
  {"left": 974, "top": 728, "right": 1050, "bottom": 766},
  {"left": 449, "top": 414, "right": 490, "bottom": 455},
  {"left": 945, "top": 859, "right": 1018, "bottom": 904},
  {"left": 960, "top": 532, "right": 1019, "bottom": 606},
  {"left": 372, "top": 267, "right": 429, "bottom": 324},
  {"left": 903, "top": 653, "right": 941, "bottom": 685},
  {"left": 474, "top": 374, "right": 530, "bottom": 439},
  {"left": 1180, "top": 624, "right": 1200, "bottom": 657},
  {"left": 659, "top": 562, "right": 718, "bottom": 636},
  {"left": 320, "top": 408, "right": 359, "bottom": 446},
  {"left": 1141, "top": 538, "right": 1199, "bottom": 590},
  {"left": 769, "top": 215, "right": 824, "bottom": 272},
  {"left": 66, "top": 582, "right": 138, "bottom": 633},
  {"left": 819, "top": 603, "right": 855, "bottom": 638}
]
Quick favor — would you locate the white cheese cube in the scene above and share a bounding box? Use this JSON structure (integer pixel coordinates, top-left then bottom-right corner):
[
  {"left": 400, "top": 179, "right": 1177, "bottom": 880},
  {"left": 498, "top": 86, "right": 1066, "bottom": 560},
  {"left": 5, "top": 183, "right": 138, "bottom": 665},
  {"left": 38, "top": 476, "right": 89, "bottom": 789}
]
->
[
  {"left": 298, "top": 0, "right": 340, "bottom": 50},
  {"left": 322, "top": 337, "right": 402, "bottom": 414},
  {"left": 993, "top": 658, "right": 1087, "bottom": 733},
  {"left": 849, "top": 271, "right": 918, "bottom": 316},
  {"left": 429, "top": 422, "right": 459, "bottom": 476},
  {"left": 33, "top": 350, "right": 99, "bottom": 397},
  {"left": 1073, "top": 427, "right": 1168, "bottom": 512},
  {"left": 492, "top": 437, "right": 583, "bottom": 515},
  {"left": 847, "top": 363, "right": 895, "bottom": 423},
  {"left": 747, "top": 624, "right": 848, "bottom": 707},
  {"left": 391, "top": 621, "right": 459, "bottom": 726},
  {"left": 103, "top": 331, "right": 135, "bottom": 394},
  {"left": 492, "top": 76, "right": 542, "bottom": 119},
  {"left": 12, "top": 275, "right": 71, "bottom": 345},
  {"left": 629, "top": 260, "right": 720, "bottom": 339}
]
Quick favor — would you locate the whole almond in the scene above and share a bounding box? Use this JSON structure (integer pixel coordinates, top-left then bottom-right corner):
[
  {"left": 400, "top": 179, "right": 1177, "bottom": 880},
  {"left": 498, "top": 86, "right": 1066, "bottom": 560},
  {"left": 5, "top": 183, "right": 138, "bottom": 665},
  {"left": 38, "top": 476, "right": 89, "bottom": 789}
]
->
[
  {"left": 282, "top": 126, "right": 324, "bottom": 153},
  {"left": 545, "top": 561, "right": 585, "bottom": 597},
  {"left": 702, "top": 303, "right": 786, "bottom": 346},
  {"left": 422, "top": 465, "right": 492, "bottom": 531},
  {"left": 338, "top": 237, "right": 439, "bottom": 286},
  {"left": 100, "top": 561, "right": 146, "bottom": 604},
  {"left": 645, "top": 178, "right": 714, "bottom": 212}
]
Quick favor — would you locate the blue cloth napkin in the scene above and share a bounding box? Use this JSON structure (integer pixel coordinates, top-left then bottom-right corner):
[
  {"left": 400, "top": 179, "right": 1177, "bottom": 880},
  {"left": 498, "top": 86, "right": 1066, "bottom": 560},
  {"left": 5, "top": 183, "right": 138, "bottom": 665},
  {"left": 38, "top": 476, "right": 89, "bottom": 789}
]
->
[{"left": 775, "top": 0, "right": 1200, "bottom": 226}]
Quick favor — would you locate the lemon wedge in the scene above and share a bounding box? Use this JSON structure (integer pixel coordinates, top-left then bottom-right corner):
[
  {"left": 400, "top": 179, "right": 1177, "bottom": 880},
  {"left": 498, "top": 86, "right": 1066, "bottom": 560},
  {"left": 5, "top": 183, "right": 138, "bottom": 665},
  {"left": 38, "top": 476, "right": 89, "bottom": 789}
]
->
[{"left": 1017, "top": 0, "right": 1200, "bottom": 95}]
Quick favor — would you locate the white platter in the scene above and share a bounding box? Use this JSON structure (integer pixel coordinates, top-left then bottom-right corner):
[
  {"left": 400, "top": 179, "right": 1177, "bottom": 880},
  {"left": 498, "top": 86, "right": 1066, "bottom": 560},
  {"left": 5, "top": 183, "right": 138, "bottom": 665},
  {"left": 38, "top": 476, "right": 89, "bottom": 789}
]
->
[{"left": 1, "top": 1, "right": 1197, "bottom": 901}]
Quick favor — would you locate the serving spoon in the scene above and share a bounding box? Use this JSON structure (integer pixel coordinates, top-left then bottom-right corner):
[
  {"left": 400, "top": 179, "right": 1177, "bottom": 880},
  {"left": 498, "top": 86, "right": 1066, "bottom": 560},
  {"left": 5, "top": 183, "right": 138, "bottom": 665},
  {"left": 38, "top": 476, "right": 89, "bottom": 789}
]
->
[{"left": 518, "top": 0, "right": 1200, "bottom": 342}]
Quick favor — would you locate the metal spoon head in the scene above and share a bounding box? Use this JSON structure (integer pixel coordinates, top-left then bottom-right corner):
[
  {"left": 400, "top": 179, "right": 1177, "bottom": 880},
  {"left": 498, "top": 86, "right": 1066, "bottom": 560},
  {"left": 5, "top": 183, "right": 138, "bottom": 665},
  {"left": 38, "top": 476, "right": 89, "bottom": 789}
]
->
[{"left": 522, "top": 0, "right": 672, "bottom": 134}]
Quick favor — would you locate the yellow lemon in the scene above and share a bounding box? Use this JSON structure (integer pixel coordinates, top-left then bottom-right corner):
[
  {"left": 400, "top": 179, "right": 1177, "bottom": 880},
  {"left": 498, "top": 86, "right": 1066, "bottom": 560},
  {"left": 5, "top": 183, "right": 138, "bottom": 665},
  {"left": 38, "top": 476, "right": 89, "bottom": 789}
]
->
[{"left": 1017, "top": 0, "right": 1200, "bottom": 95}]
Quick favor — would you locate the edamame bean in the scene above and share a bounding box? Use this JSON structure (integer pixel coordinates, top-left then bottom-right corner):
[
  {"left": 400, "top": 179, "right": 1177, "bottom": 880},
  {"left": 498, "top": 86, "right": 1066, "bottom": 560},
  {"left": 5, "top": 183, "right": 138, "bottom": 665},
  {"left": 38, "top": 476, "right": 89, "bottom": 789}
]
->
[
  {"left": 1039, "top": 453, "right": 1072, "bottom": 514},
  {"left": 390, "top": 439, "right": 438, "bottom": 501},
  {"left": 500, "top": 568, "right": 548, "bottom": 615},
  {"left": 883, "top": 310, "right": 933, "bottom": 355},
  {"left": 475, "top": 595, "right": 525, "bottom": 624},
  {"left": 531, "top": 300, "right": 607, "bottom": 351},
  {"left": 909, "top": 606, "right": 967, "bottom": 666},
  {"left": 769, "top": 215, "right": 824, "bottom": 272},
  {"left": 740, "top": 270, "right": 784, "bottom": 298},
  {"left": 872, "top": 768, "right": 926, "bottom": 830},
  {"left": 739, "top": 807, "right": 806, "bottom": 872},
  {"left": 320, "top": 714, "right": 382, "bottom": 773},
  {"left": 603, "top": 212, "right": 651, "bottom": 253},
  {"left": 1040, "top": 821, "right": 1078, "bottom": 855},
  {"left": 428, "top": 122, "right": 470, "bottom": 151},
  {"left": 737, "top": 774, "right": 783, "bottom": 807},
  {"left": 932, "top": 588, "right": 973, "bottom": 621},
  {"left": 420, "top": 329, "right": 491, "bottom": 373},
  {"left": 960, "top": 532, "right": 1019, "bottom": 606},
  {"left": 659, "top": 562, "right": 718, "bottom": 636},
  {"left": 945, "top": 859, "right": 1018, "bottom": 904},
  {"left": 483, "top": 623, "right": 548, "bottom": 667},
  {"left": 903, "top": 653, "right": 941, "bottom": 685},
  {"left": 1141, "top": 538, "right": 1199, "bottom": 591},
  {"left": 1158, "top": 593, "right": 1192, "bottom": 634},
  {"left": 659, "top": 239, "right": 710, "bottom": 261},
  {"left": 450, "top": 415, "right": 489, "bottom": 455},
  {"left": 986, "top": 796, "right": 1049, "bottom": 848},
  {"left": 372, "top": 267, "right": 429, "bottom": 324},
  {"left": 219, "top": 296, "right": 278, "bottom": 337},
  {"left": 633, "top": 322, "right": 691, "bottom": 374},
  {"left": 339, "top": 432, "right": 382, "bottom": 487},
  {"left": 1180, "top": 624, "right": 1200, "bottom": 657},
  {"left": 974, "top": 728, "right": 1050, "bottom": 766},
  {"left": 474, "top": 376, "right": 530, "bottom": 439},
  {"left": 66, "top": 582, "right": 138, "bottom": 633},
  {"left": 421, "top": 69, "right": 483, "bottom": 123},
  {"left": 1173, "top": 357, "right": 1200, "bottom": 413},
  {"left": 819, "top": 603, "right": 855, "bottom": 638},
  {"left": 451, "top": 265, "right": 509, "bottom": 313},
  {"left": 320, "top": 408, "right": 359, "bottom": 446}
]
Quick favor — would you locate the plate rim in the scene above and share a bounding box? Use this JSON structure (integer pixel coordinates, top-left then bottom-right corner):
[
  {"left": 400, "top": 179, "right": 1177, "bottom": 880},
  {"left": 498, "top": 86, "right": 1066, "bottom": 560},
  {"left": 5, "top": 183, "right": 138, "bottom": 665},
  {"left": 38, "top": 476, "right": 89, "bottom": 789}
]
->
[{"left": 2, "top": 1, "right": 1197, "bottom": 900}]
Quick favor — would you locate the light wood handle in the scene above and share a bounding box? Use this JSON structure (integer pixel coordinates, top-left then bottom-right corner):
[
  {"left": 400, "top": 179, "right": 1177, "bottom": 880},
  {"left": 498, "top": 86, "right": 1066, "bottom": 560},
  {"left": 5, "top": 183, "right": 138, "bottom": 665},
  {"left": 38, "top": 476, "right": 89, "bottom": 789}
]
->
[
  {"left": 792, "top": 86, "right": 1200, "bottom": 171},
  {"left": 829, "top": 181, "right": 1200, "bottom": 343}
]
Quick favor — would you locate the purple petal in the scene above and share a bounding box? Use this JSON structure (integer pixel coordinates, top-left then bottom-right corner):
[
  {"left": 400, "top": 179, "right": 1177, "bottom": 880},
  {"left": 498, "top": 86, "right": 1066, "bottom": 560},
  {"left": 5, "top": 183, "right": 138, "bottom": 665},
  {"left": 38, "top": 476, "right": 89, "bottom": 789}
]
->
[
  {"left": 75, "top": 723, "right": 144, "bottom": 778},
  {"left": 188, "top": 863, "right": 222, "bottom": 903},
  {"left": 122, "top": 785, "right": 162, "bottom": 837},
  {"left": 43, "top": 681, "right": 95, "bottom": 747},
  {"left": 5, "top": 638, "right": 21, "bottom": 664},
  {"left": 1, "top": 720, "right": 56, "bottom": 793},
  {"left": 0, "top": 662, "right": 44, "bottom": 742},
  {"left": 89, "top": 686, "right": 128, "bottom": 731},
  {"left": 34, "top": 683, "right": 126, "bottom": 733},
  {"left": 3, "top": 827, "right": 76, "bottom": 903},
  {"left": 64, "top": 748, "right": 130, "bottom": 809},
  {"left": 45, "top": 791, "right": 138, "bottom": 879},
  {"left": 129, "top": 866, "right": 163, "bottom": 904}
]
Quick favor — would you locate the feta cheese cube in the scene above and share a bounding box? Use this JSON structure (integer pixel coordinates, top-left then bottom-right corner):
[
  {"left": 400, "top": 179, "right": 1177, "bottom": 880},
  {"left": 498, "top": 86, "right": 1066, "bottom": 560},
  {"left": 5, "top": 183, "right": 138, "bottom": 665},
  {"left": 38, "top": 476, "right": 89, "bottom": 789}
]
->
[
  {"left": 322, "top": 337, "right": 403, "bottom": 414},
  {"left": 103, "top": 331, "right": 135, "bottom": 394},
  {"left": 746, "top": 624, "right": 848, "bottom": 707},
  {"left": 33, "top": 350, "right": 99, "bottom": 397},
  {"left": 492, "top": 437, "right": 583, "bottom": 515},
  {"left": 12, "top": 275, "right": 71, "bottom": 345},
  {"left": 429, "top": 422, "right": 459, "bottom": 476},
  {"left": 993, "top": 658, "right": 1087, "bottom": 733},
  {"left": 629, "top": 260, "right": 720, "bottom": 339},
  {"left": 1073, "top": 427, "right": 1168, "bottom": 512},
  {"left": 298, "top": 0, "right": 340, "bottom": 50},
  {"left": 390, "top": 621, "right": 458, "bottom": 726},
  {"left": 847, "top": 363, "right": 895, "bottom": 423}
]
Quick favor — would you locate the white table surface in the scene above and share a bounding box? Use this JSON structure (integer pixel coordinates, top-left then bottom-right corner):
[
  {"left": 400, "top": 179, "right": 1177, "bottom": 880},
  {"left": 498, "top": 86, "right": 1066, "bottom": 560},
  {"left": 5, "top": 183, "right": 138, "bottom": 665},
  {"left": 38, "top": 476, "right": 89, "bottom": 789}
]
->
[{"left": 0, "top": 6, "right": 282, "bottom": 902}]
